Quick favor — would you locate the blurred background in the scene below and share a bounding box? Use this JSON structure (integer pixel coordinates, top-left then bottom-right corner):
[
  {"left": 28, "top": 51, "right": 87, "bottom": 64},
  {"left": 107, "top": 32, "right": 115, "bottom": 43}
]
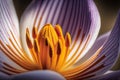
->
[{"left": 13, "top": 0, "right": 120, "bottom": 70}]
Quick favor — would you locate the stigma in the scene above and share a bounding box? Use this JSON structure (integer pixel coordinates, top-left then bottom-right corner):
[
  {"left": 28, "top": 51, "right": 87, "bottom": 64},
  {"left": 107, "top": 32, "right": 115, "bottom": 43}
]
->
[{"left": 26, "top": 24, "right": 71, "bottom": 71}]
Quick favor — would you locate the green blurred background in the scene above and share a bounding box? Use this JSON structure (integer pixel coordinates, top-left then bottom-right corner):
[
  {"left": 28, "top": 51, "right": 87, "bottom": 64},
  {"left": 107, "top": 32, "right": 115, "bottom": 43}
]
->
[{"left": 13, "top": 0, "right": 120, "bottom": 70}]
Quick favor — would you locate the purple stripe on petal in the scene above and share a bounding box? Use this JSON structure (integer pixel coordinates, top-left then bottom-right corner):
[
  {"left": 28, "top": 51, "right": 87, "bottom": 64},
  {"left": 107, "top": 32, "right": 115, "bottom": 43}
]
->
[
  {"left": 66, "top": 0, "right": 100, "bottom": 63},
  {"left": 0, "top": 0, "right": 20, "bottom": 66},
  {"left": 0, "top": 0, "right": 19, "bottom": 42},
  {"left": 89, "top": 70, "right": 120, "bottom": 80},
  {"left": 0, "top": 0, "right": 31, "bottom": 74},
  {"left": 63, "top": 10, "right": 120, "bottom": 80},
  {"left": 76, "top": 32, "right": 110, "bottom": 65}
]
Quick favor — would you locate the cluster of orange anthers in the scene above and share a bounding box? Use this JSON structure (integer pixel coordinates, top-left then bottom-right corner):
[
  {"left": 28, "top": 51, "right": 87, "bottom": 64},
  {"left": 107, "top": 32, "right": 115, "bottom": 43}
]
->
[{"left": 26, "top": 24, "right": 71, "bottom": 71}]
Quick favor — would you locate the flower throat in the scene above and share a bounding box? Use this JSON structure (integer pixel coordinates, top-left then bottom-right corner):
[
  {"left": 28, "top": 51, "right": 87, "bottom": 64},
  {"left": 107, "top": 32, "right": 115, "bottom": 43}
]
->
[{"left": 26, "top": 24, "right": 71, "bottom": 71}]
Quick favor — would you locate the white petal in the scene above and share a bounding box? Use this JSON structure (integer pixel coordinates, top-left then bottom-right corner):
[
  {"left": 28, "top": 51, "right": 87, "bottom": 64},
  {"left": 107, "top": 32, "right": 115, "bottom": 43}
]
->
[
  {"left": 0, "top": 0, "right": 20, "bottom": 69},
  {"left": 76, "top": 32, "right": 110, "bottom": 64},
  {"left": 0, "top": 0, "right": 19, "bottom": 42},
  {"left": 0, "top": 0, "right": 30, "bottom": 74}
]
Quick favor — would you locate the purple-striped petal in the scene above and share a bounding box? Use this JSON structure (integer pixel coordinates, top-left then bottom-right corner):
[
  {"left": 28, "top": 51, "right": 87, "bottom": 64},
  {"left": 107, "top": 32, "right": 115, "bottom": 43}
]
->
[
  {"left": 78, "top": 10, "right": 120, "bottom": 80},
  {"left": 0, "top": 0, "right": 31, "bottom": 75},
  {"left": 0, "top": 0, "right": 19, "bottom": 41},
  {"left": 62, "top": 10, "right": 120, "bottom": 80},
  {"left": 89, "top": 70, "right": 120, "bottom": 80},
  {"left": 88, "top": 10, "right": 120, "bottom": 77},
  {"left": 76, "top": 32, "right": 110, "bottom": 64},
  {"left": 20, "top": 0, "right": 100, "bottom": 63},
  {"left": 0, "top": 0, "right": 20, "bottom": 72}
]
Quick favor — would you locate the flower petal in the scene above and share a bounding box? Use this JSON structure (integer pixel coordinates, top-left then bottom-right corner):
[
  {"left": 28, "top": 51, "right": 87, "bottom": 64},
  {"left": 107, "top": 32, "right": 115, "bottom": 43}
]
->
[
  {"left": 0, "top": 72, "right": 10, "bottom": 80},
  {"left": 76, "top": 32, "right": 110, "bottom": 64},
  {"left": 62, "top": 10, "right": 120, "bottom": 80},
  {"left": 65, "top": 0, "right": 101, "bottom": 64},
  {"left": 89, "top": 70, "right": 120, "bottom": 80},
  {"left": 0, "top": 0, "right": 19, "bottom": 42},
  {"left": 0, "top": 0, "right": 21, "bottom": 73},
  {"left": 11, "top": 70, "right": 65, "bottom": 80},
  {"left": 20, "top": 0, "right": 100, "bottom": 63},
  {"left": 0, "top": 0, "right": 33, "bottom": 74}
]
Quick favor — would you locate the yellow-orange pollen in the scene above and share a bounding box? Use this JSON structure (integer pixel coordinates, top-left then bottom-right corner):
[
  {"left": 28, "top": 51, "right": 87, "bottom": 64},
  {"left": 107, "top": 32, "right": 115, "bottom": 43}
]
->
[{"left": 26, "top": 24, "right": 71, "bottom": 71}]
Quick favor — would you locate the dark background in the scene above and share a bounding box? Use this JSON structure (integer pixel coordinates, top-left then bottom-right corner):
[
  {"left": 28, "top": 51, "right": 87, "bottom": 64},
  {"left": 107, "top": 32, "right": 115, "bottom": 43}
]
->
[{"left": 13, "top": 0, "right": 120, "bottom": 70}]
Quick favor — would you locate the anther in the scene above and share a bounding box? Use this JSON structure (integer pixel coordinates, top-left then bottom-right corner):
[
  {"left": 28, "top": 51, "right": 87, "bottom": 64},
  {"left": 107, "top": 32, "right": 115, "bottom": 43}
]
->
[
  {"left": 26, "top": 28, "right": 33, "bottom": 49},
  {"left": 57, "top": 40, "right": 61, "bottom": 56},
  {"left": 49, "top": 46, "right": 53, "bottom": 58},
  {"left": 32, "top": 26, "right": 38, "bottom": 39},
  {"left": 65, "top": 33, "right": 71, "bottom": 47}
]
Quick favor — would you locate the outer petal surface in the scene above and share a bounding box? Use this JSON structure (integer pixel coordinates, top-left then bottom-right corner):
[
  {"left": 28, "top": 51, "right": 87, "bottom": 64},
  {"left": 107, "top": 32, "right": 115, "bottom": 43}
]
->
[
  {"left": 0, "top": 72, "right": 10, "bottom": 80},
  {"left": 77, "top": 32, "right": 110, "bottom": 64},
  {"left": 0, "top": 0, "right": 21, "bottom": 73},
  {"left": 62, "top": 11, "right": 120, "bottom": 80},
  {"left": 11, "top": 70, "right": 65, "bottom": 80},
  {"left": 89, "top": 70, "right": 120, "bottom": 80},
  {"left": 0, "top": 0, "right": 33, "bottom": 75}
]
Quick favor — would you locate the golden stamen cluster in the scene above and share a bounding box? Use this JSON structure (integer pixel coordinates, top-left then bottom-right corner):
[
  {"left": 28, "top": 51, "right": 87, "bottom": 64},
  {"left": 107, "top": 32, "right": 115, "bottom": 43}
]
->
[{"left": 26, "top": 24, "right": 71, "bottom": 71}]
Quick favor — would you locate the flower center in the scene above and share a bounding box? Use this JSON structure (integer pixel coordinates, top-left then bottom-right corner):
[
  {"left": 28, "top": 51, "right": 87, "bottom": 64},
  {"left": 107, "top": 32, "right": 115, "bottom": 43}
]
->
[{"left": 26, "top": 24, "right": 71, "bottom": 71}]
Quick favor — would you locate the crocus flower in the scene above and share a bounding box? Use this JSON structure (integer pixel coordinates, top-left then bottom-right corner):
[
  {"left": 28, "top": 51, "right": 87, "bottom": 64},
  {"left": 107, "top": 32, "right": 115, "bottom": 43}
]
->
[{"left": 0, "top": 0, "right": 120, "bottom": 80}]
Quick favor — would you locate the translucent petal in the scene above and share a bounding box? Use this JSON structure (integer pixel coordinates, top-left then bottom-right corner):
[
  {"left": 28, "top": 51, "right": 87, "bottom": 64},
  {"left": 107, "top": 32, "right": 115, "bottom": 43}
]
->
[
  {"left": 0, "top": 0, "right": 33, "bottom": 74},
  {"left": 76, "top": 32, "right": 110, "bottom": 64},
  {"left": 89, "top": 70, "right": 120, "bottom": 80},
  {"left": 62, "top": 10, "right": 120, "bottom": 80},
  {"left": 0, "top": 0, "right": 21, "bottom": 72},
  {"left": 0, "top": 0, "right": 19, "bottom": 44}
]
